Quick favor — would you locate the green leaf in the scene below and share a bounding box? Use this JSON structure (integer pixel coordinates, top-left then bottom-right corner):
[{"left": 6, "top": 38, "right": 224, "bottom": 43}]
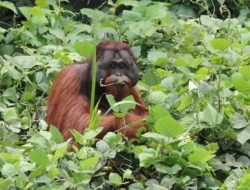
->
[
  {"left": 188, "top": 147, "right": 214, "bottom": 163},
  {"left": 19, "top": 6, "right": 47, "bottom": 23},
  {"left": 97, "top": 27, "right": 119, "bottom": 39},
  {"left": 0, "top": 1, "right": 17, "bottom": 14},
  {"left": 20, "top": 116, "right": 30, "bottom": 129},
  {"left": 237, "top": 172, "right": 250, "bottom": 190},
  {"left": 149, "top": 105, "right": 170, "bottom": 121},
  {"left": 38, "top": 119, "right": 48, "bottom": 130},
  {"left": 155, "top": 163, "right": 182, "bottom": 174},
  {"left": 0, "top": 179, "right": 13, "bottom": 190},
  {"left": 19, "top": 161, "right": 35, "bottom": 173},
  {"left": 80, "top": 8, "right": 106, "bottom": 21},
  {"left": 177, "top": 95, "right": 192, "bottom": 111},
  {"left": 35, "top": 71, "right": 45, "bottom": 84},
  {"left": 145, "top": 5, "right": 167, "bottom": 19},
  {"left": 142, "top": 132, "right": 169, "bottom": 141},
  {"left": 3, "top": 87, "right": 17, "bottom": 101},
  {"left": 204, "top": 143, "right": 219, "bottom": 152},
  {"left": 200, "top": 15, "right": 223, "bottom": 30},
  {"left": 154, "top": 115, "right": 184, "bottom": 138},
  {"left": 210, "top": 38, "right": 230, "bottom": 51},
  {"left": 19, "top": 6, "right": 45, "bottom": 18},
  {"left": 73, "top": 173, "right": 91, "bottom": 184},
  {"left": 106, "top": 95, "right": 136, "bottom": 114},
  {"left": 129, "top": 21, "right": 156, "bottom": 37},
  {"left": 6, "top": 65, "right": 22, "bottom": 80},
  {"left": 109, "top": 173, "right": 123, "bottom": 186},
  {"left": 123, "top": 169, "right": 133, "bottom": 179},
  {"left": 80, "top": 156, "right": 99, "bottom": 171},
  {"left": 118, "top": 0, "right": 138, "bottom": 7},
  {"left": 147, "top": 91, "right": 166, "bottom": 105},
  {"left": 16, "top": 175, "right": 27, "bottom": 189},
  {"left": 96, "top": 140, "right": 111, "bottom": 155},
  {"left": 142, "top": 69, "right": 161, "bottom": 86},
  {"left": 35, "top": 0, "right": 48, "bottom": 8},
  {"left": 231, "top": 113, "right": 249, "bottom": 129},
  {"left": 147, "top": 49, "right": 168, "bottom": 65},
  {"left": 82, "top": 128, "right": 103, "bottom": 141},
  {"left": 50, "top": 126, "right": 63, "bottom": 144},
  {"left": 48, "top": 166, "right": 59, "bottom": 179},
  {"left": 2, "top": 163, "right": 17, "bottom": 177},
  {"left": 2, "top": 108, "right": 21, "bottom": 133},
  {"left": 14, "top": 56, "right": 37, "bottom": 69},
  {"left": 119, "top": 96, "right": 136, "bottom": 113},
  {"left": 122, "top": 10, "right": 141, "bottom": 21},
  {"left": 3, "top": 107, "right": 19, "bottom": 124},
  {"left": 22, "top": 91, "right": 35, "bottom": 102},
  {"left": 194, "top": 67, "right": 210, "bottom": 80},
  {"left": 103, "top": 132, "right": 123, "bottom": 150},
  {"left": 232, "top": 73, "right": 250, "bottom": 93},
  {"left": 239, "top": 66, "right": 250, "bottom": 80},
  {"left": 171, "top": 4, "right": 196, "bottom": 18},
  {"left": 54, "top": 142, "right": 69, "bottom": 159},
  {"left": 29, "top": 166, "right": 46, "bottom": 179},
  {"left": 74, "top": 41, "right": 94, "bottom": 58},
  {"left": 71, "top": 129, "right": 85, "bottom": 144},
  {"left": 128, "top": 183, "right": 144, "bottom": 190},
  {"left": 0, "top": 44, "right": 15, "bottom": 55},
  {"left": 106, "top": 94, "right": 119, "bottom": 113},
  {"left": 138, "top": 151, "right": 156, "bottom": 168},
  {"left": 0, "top": 153, "right": 21, "bottom": 163},
  {"left": 49, "top": 29, "right": 65, "bottom": 41},
  {"left": 198, "top": 104, "right": 223, "bottom": 126},
  {"left": 29, "top": 148, "right": 49, "bottom": 166},
  {"left": 236, "top": 127, "right": 250, "bottom": 144}
]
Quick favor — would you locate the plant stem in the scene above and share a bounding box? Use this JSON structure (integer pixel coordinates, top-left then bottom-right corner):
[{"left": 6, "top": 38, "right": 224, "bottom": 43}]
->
[
  {"left": 89, "top": 10, "right": 97, "bottom": 129},
  {"left": 217, "top": 59, "right": 222, "bottom": 112}
]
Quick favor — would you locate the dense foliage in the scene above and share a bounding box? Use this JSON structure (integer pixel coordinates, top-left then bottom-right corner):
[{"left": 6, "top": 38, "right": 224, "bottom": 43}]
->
[{"left": 1, "top": 0, "right": 250, "bottom": 189}]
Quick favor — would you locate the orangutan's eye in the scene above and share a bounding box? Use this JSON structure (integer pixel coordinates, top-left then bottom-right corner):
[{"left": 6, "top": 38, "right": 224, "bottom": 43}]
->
[
  {"left": 119, "top": 62, "right": 127, "bottom": 69},
  {"left": 110, "top": 62, "right": 117, "bottom": 68}
]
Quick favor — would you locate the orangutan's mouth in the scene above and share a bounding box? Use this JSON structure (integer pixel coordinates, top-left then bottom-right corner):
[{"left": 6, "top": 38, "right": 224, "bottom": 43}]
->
[{"left": 100, "top": 75, "right": 131, "bottom": 87}]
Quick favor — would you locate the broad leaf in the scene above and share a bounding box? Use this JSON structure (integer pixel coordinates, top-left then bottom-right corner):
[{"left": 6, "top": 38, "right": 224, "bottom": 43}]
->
[
  {"left": 29, "top": 148, "right": 49, "bottom": 166},
  {"left": 74, "top": 41, "right": 94, "bottom": 58},
  {"left": 122, "top": 10, "right": 141, "bottom": 21},
  {"left": 147, "top": 91, "right": 166, "bottom": 105},
  {"left": 109, "top": 173, "right": 123, "bottom": 186},
  {"left": 35, "top": 0, "right": 48, "bottom": 8},
  {"left": 142, "top": 69, "right": 161, "bottom": 86},
  {"left": 232, "top": 73, "right": 250, "bottom": 93},
  {"left": 2, "top": 163, "right": 17, "bottom": 177},
  {"left": 0, "top": 1, "right": 17, "bottom": 14},
  {"left": 80, "top": 156, "right": 100, "bottom": 171},
  {"left": 211, "top": 38, "right": 230, "bottom": 51},
  {"left": 0, "top": 179, "right": 13, "bottom": 190},
  {"left": 239, "top": 66, "right": 250, "bottom": 80},
  {"left": 231, "top": 113, "right": 249, "bottom": 129},
  {"left": 188, "top": 147, "right": 214, "bottom": 163},
  {"left": 154, "top": 115, "right": 184, "bottom": 138},
  {"left": 198, "top": 104, "right": 223, "bottom": 126},
  {"left": 145, "top": 5, "right": 167, "bottom": 19},
  {"left": 236, "top": 127, "right": 250, "bottom": 144},
  {"left": 50, "top": 126, "right": 63, "bottom": 144},
  {"left": 3, "top": 107, "right": 19, "bottom": 124}
]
